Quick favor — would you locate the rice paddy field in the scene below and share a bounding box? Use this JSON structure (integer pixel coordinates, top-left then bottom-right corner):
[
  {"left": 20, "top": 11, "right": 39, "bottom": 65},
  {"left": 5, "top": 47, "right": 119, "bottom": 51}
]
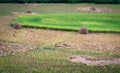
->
[
  {"left": 12, "top": 13, "right": 120, "bottom": 33},
  {"left": 0, "top": 3, "right": 120, "bottom": 73}
]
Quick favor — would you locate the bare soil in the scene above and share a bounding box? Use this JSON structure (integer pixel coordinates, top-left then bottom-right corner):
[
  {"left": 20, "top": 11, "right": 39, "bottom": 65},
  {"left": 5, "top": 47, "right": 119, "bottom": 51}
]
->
[
  {"left": 77, "top": 7, "right": 112, "bottom": 12},
  {"left": 55, "top": 33, "right": 120, "bottom": 54},
  {"left": 11, "top": 11, "right": 37, "bottom": 15},
  {"left": 0, "top": 15, "right": 17, "bottom": 27},
  {"left": 69, "top": 55, "right": 120, "bottom": 66},
  {"left": 0, "top": 28, "right": 71, "bottom": 46},
  {"left": 0, "top": 41, "right": 36, "bottom": 57}
]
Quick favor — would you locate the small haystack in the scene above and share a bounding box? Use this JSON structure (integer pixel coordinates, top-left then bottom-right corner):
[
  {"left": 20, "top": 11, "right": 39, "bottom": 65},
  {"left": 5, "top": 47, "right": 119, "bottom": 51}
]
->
[
  {"left": 13, "top": 23, "right": 21, "bottom": 29},
  {"left": 79, "top": 26, "right": 88, "bottom": 34}
]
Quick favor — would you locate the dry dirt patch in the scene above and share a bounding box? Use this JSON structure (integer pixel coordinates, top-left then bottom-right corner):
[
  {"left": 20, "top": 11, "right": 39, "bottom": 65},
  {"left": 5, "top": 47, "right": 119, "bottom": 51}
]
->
[
  {"left": 77, "top": 7, "right": 112, "bottom": 12},
  {"left": 23, "top": 3, "right": 41, "bottom": 7},
  {"left": 0, "top": 41, "right": 36, "bottom": 57},
  {"left": 55, "top": 33, "right": 120, "bottom": 54},
  {"left": 0, "top": 28, "right": 71, "bottom": 46},
  {"left": 0, "top": 15, "right": 17, "bottom": 27},
  {"left": 69, "top": 55, "right": 120, "bottom": 66},
  {"left": 11, "top": 11, "right": 37, "bottom": 15}
]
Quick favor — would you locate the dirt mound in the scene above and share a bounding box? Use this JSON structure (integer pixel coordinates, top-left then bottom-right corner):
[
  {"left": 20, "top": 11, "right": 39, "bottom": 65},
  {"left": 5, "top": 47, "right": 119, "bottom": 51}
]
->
[
  {"left": 77, "top": 7, "right": 112, "bottom": 12},
  {"left": 69, "top": 55, "right": 120, "bottom": 66},
  {"left": 0, "top": 41, "right": 36, "bottom": 57}
]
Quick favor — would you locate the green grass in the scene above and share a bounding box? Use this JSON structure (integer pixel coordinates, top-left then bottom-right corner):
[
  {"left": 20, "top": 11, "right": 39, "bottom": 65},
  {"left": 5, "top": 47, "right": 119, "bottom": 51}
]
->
[
  {"left": 44, "top": 46, "right": 120, "bottom": 57},
  {"left": 0, "top": 46, "right": 120, "bottom": 73},
  {"left": 12, "top": 13, "right": 120, "bottom": 33}
]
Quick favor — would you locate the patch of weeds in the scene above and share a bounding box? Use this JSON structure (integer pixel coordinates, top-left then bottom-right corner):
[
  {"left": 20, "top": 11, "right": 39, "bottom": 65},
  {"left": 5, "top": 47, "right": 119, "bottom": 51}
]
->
[
  {"left": 43, "top": 46, "right": 51, "bottom": 50},
  {"left": 43, "top": 46, "right": 120, "bottom": 58},
  {"left": 107, "top": 53, "right": 120, "bottom": 57}
]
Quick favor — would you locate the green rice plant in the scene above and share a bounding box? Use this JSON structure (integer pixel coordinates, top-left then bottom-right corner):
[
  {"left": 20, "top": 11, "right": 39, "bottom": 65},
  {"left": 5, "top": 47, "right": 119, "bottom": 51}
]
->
[{"left": 11, "top": 13, "right": 120, "bottom": 33}]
